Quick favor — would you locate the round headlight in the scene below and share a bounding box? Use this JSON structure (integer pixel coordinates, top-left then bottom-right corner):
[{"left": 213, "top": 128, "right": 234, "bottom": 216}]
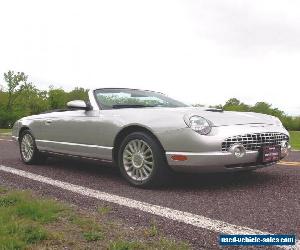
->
[{"left": 187, "top": 116, "right": 212, "bottom": 135}]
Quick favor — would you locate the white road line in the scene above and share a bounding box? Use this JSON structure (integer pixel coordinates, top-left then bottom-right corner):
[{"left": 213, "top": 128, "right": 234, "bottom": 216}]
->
[{"left": 0, "top": 165, "right": 298, "bottom": 250}]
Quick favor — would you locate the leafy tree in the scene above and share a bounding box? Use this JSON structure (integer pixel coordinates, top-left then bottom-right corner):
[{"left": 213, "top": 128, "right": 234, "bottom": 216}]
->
[
  {"left": 15, "top": 85, "right": 49, "bottom": 115},
  {"left": 223, "top": 98, "right": 250, "bottom": 112},
  {"left": 224, "top": 98, "right": 241, "bottom": 106},
  {"left": 0, "top": 71, "right": 93, "bottom": 127},
  {"left": 0, "top": 90, "right": 8, "bottom": 107},
  {"left": 48, "top": 87, "right": 89, "bottom": 110},
  {"left": 68, "top": 87, "right": 89, "bottom": 102},
  {"left": 3, "top": 71, "right": 30, "bottom": 111},
  {"left": 48, "top": 88, "right": 68, "bottom": 109}
]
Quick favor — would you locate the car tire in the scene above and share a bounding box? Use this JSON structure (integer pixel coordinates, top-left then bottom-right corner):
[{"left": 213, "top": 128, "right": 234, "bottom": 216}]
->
[
  {"left": 19, "top": 130, "right": 47, "bottom": 164},
  {"left": 118, "top": 132, "right": 172, "bottom": 187}
]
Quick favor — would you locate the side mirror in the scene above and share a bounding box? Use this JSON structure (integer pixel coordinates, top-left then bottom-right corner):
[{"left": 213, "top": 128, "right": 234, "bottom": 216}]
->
[{"left": 67, "top": 100, "right": 92, "bottom": 111}]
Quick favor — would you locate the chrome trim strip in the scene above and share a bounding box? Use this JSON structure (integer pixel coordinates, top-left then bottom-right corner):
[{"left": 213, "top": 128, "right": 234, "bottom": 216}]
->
[
  {"left": 166, "top": 150, "right": 258, "bottom": 156},
  {"left": 40, "top": 150, "right": 113, "bottom": 163},
  {"left": 166, "top": 151, "right": 231, "bottom": 156},
  {"left": 36, "top": 139, "right": 113, "bottom": 150}
]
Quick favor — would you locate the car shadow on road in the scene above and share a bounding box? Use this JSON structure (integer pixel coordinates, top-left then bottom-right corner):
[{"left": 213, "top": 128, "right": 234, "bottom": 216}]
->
[
  {"left": 45, "top": 157, "right": 120, "bottom": 177},
  {"left": 44, "top": 157, "right": 283, "bottom": 192},
  {"left": 168, "top": 170, "right": 279, "bottom": 190}
]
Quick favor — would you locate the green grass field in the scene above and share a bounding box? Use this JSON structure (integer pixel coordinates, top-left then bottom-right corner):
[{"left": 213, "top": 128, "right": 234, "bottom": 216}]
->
[
  {"left": 0, "top": 187, "right": 189, "bottom": 250},
  {"left": 289, "top": 131, "right": 300, "bottom": 150}
]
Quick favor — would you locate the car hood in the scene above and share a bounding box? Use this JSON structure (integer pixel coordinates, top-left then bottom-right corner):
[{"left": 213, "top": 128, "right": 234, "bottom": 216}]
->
[
  {"left": 149, "top": 107, "right": 280, "bottom": 126},
  {"left": 165, "top": 107, "right": 279, "bottom": 127}
]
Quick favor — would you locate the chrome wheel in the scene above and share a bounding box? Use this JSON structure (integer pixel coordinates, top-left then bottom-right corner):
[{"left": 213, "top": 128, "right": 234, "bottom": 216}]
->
[
  {"left": 122, "top": 139, "right": 154, "bottom": 181},
  {"left": 21, "top": 134, "right": 34, "bottom": 162}
]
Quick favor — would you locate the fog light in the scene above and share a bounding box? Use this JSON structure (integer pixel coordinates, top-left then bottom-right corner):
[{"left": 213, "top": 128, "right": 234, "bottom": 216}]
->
[{"left": 229, "top": 144, "right": 246, "bottom": 158}]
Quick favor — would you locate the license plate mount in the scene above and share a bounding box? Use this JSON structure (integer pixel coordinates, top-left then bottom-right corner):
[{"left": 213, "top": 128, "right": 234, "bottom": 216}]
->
[{"left": 261, "top": 145, "right": 281, "bottom": 163}]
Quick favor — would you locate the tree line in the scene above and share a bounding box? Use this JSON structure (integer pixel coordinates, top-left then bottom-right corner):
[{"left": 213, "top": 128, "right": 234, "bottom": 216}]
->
[
  {"left": 0, "top": 71, "right": 88, "bottom": 127},
  {"left": 0, "top": 71, "right": 299, "bottom": 130}
]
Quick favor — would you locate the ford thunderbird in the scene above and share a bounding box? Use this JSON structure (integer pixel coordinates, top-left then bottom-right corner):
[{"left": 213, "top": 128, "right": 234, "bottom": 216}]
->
[{"left": 12, "top": 88, "right": 290, "bottom": 187}]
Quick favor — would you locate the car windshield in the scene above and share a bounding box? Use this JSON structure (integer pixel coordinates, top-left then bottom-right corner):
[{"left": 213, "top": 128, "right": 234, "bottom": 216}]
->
[{"left": 94, "top": 88, "right": 188, "bottom": 109}]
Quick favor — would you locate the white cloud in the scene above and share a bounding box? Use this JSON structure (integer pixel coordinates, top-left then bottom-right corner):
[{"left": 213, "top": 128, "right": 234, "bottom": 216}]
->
[
  {"left": 188, "top": 0, "right": 300, "bottom": 51},
  {"left": 0, "top": 0, "right": 299, "bottom": 115}
]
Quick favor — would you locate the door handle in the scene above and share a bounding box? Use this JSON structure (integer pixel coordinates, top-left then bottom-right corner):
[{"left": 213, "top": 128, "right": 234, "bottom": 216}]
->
[{"left": 45, "top": 120, "right": 52, "bottom": 125}]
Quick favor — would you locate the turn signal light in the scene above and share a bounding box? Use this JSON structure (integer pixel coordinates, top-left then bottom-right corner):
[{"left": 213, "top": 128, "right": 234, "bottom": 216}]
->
[{"left": 171, "top": 155, "right": 188, "bottom": 161}]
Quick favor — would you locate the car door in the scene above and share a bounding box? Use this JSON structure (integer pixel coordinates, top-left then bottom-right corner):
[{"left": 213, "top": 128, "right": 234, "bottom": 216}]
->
[{"left": 35, "top": 109, "right": 112, "bottom": 161}]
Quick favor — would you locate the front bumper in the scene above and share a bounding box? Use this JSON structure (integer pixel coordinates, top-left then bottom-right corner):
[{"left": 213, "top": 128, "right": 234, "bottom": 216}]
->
[
  {"left": 166, "top": 149, "right": 290, "bottom": 173},
  {"left": 159, "top": 124, "right": 290, "bottom": 173}
]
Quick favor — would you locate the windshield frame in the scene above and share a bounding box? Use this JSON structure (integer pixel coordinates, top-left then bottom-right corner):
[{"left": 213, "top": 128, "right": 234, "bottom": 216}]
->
[{"left": 93, "top": 88, "right": 188, "bottom": 110}]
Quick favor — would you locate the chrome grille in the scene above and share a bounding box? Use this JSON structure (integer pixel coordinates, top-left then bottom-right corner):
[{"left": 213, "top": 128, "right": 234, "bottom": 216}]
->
[{"left": 221, "top": 132, "right": 289, "bottom": 152}]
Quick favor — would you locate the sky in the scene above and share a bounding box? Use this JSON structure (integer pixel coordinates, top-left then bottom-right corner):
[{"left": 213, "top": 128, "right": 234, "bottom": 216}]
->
[{"left": 0, "top": 0, "right": 299, "bottom": 115}]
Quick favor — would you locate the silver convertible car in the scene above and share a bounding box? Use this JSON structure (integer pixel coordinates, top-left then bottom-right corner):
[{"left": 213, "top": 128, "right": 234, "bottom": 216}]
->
[{"left": 12, "top": 88, "right": 290, "bottom": 187}]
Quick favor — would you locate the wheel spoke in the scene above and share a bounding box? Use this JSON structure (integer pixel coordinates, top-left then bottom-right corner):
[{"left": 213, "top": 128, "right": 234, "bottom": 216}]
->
[
  {"left": 133, "top": 168, "right": 137, "bottom": 177},
  {"left": 137, "top": 140, "right": 142, "bottom": 152},
  {"left": 125, "top": 149, "right": 132, "bottom": 155},
  {"left": 144, "top": 159, "right": 153, "bottom": 165},
  {"left": 144, "top": 148, "right": 151, "bottom": 154},
  {"left": 128, "top": 143, "right": 135, "bottom": 153},
  {"left": 138, "top": 169, "right": 143, "bottom": 178},
  {"left": 133, "top": 140, "right": 138, "bottom": 152},
  {"left": 140, "top": 143, "right": 146, "bottom": 152},
  {"left": 144, "top": 165, "right": 152, "bottom": 172},
  {"left": 141, "top": 168, "right": 148, "bottom": 177}
]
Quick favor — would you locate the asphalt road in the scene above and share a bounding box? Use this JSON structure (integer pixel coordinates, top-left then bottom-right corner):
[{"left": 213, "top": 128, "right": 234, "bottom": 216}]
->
[{"left": 0, "top": 137, "right": 299, "bottom": 249}]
